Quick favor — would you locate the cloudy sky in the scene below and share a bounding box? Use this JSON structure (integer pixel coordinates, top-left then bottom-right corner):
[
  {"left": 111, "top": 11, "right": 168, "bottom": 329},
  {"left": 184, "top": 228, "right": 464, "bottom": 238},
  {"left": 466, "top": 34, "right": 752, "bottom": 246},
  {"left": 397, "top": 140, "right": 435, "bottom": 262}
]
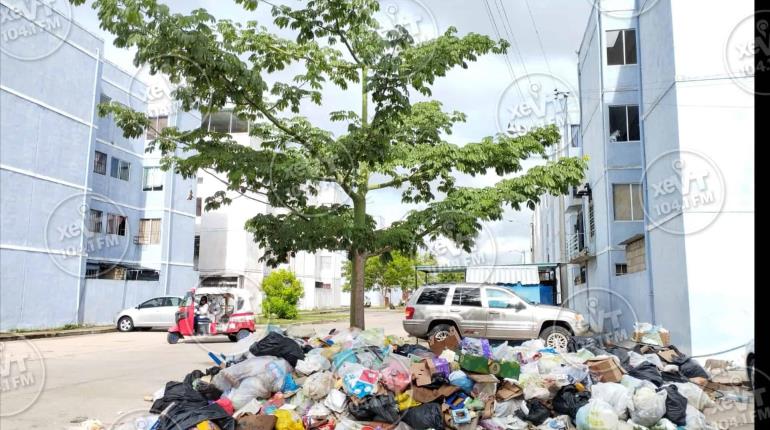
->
[{"left": 71, "top": 0, "right": 592, "bottom": 265}]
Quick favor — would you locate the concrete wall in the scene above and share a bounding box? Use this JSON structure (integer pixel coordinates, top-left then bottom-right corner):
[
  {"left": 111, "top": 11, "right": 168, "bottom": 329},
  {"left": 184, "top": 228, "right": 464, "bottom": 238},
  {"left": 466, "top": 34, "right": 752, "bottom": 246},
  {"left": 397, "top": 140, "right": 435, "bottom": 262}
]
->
[{"left": 81, "top": 279, "right": 164, "bottom": 325}]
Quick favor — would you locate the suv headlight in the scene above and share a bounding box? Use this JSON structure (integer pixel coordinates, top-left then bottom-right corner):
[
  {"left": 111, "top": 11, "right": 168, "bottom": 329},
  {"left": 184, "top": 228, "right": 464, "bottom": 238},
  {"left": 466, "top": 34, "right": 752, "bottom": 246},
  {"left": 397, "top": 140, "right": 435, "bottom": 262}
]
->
[{"left": 575, "top": 313, "right": 584, "bottom": 322}]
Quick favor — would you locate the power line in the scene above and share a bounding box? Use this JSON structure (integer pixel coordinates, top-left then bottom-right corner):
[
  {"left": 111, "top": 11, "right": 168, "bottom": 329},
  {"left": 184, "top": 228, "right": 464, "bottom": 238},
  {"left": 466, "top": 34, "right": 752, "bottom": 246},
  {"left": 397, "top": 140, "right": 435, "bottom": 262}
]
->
[
  {"left": 524, "top": 0, "right": 553, "bottom": 77},
  {"left": 495, "top": 0, "right": 533, "bottom": 90},
  {"left": 482, "top": 0, "right": 525, "bottom": 101}
]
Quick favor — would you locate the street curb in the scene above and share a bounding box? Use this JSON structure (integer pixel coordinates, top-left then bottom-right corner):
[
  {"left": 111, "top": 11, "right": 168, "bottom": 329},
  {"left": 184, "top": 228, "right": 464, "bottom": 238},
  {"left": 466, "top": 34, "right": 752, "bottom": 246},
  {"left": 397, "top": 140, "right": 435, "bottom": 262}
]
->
[{"left": 0, "top": 326, "right": 116, "bottom": 341}]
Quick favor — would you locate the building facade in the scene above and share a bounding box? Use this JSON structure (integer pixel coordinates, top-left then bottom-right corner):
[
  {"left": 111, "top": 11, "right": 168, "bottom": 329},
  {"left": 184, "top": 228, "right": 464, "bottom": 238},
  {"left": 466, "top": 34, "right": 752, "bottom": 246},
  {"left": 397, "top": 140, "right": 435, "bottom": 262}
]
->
[
  {"left": 0, "top": 4, "right": 198, "bottom": 330},
  {"left": 194, "top": 111, "right": 348, "bottom": 311},
  {"left": 534, "top": 0, "right": 754, "bottom": 360}
]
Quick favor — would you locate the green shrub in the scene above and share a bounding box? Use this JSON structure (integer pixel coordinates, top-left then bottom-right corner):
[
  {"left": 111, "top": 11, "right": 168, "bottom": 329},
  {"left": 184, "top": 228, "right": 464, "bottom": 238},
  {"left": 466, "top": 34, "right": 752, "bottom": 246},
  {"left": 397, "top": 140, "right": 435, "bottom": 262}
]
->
[{"left": 261, "top": 269, "right": 304, "bottom": 319}]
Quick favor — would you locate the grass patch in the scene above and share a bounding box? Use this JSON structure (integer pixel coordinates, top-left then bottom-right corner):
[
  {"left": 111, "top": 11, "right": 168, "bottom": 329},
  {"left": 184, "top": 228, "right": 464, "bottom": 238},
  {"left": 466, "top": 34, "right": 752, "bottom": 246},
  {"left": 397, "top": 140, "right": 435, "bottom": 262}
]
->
[{"left": 256, "top": 311, "right": 349, "bottom": 325}]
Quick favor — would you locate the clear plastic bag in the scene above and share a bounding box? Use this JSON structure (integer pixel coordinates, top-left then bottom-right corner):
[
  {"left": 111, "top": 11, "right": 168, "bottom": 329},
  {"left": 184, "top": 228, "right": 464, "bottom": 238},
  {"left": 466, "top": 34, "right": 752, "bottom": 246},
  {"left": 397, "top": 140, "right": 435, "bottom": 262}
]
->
[
  {"left": 303, "top": 371, "right": 335, "bottom": 400},
  {"left": 213, "top": 355, "right": 290, "bottom": 391},
  {"left": 630, "top": 386, "right": 667, "bottom": 427},
  {"left": 591, "top": 383, "right": 633, "bottom": 419},
  {"left": 575, "top": 399, "right": 619, "bottom": 430},
  {"left": 227, "top": 376, "right": 271, "bottom": 409},
  {"left": 673, "top": 382, "right": 715, "bottom": 411}
]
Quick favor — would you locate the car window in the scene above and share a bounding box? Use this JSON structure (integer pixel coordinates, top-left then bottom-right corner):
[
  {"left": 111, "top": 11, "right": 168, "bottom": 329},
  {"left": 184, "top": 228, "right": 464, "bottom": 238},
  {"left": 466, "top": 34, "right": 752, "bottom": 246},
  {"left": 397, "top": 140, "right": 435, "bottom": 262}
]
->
[
  {"left": 486, "top": 289, "right": 522, "bottom": 309},
  {"left": 140, "top": 298, "right": 163, "bottom": 308},
  {"left": 451, "top": 288, "right": 482, "bottom": 307},
  {"left": 164, "top": 297, "right": 181, "bottom": 307},
  {"left": 416, "top": 288, "right": 449, "bottom": 305}
]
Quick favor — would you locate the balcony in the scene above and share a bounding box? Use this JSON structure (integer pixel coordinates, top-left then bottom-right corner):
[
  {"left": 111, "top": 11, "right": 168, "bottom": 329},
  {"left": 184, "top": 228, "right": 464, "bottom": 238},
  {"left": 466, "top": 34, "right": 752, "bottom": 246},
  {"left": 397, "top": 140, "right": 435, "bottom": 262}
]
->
[{"left": 567, "top": 232, "right": 594, "bottom": 263}]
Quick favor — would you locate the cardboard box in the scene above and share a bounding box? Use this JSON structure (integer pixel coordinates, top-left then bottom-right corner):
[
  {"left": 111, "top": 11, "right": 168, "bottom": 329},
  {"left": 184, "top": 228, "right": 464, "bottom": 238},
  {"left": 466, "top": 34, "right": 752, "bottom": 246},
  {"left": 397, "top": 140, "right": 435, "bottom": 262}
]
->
[
  {"left": 429, "top": 326, "right": 462, "bottom": 355},
  {"left": 411, "top": 385, "right": 459, "bottom": 403},
  {"left": 459, "top": 354, "right": 490, "bottom": 374},
  {"left": 585, "top": 357, "right": 625, "bottom": 383},
  {"left": 468, "top": 373, "right": 498, "bottom": 400},
  {"left": 410, "top": 358, "right": 437, "bottom": 387},
  {"left": 495, "top": 380, "right": 523, "bottom": 401}
]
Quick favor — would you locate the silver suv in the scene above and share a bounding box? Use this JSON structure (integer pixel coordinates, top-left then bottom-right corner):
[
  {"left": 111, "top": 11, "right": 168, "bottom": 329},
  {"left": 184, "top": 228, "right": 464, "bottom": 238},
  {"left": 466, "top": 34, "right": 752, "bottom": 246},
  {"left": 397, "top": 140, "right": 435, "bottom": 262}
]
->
[{"left": 403, "top": 283, "right": 589, "bottom": 350}]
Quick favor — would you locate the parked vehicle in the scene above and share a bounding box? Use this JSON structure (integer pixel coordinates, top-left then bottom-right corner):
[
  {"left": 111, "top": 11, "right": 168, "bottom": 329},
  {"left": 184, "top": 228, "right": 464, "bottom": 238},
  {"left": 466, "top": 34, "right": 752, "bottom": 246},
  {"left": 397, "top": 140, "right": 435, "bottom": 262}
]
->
[
  {"left": 115, "top": 296, "right": 184, "bottom": 332},
  {"left": 746, "top": 339, "right": 755, "bottom": 390},
  {"left": 364, "top": 297, "right": 372, "bottom": 307},
  {"left": 167, "top": 287, "right": 255, "bottom": 344},
  {"left": 402, "top": 283, "right": 589, "bottom": 351}
]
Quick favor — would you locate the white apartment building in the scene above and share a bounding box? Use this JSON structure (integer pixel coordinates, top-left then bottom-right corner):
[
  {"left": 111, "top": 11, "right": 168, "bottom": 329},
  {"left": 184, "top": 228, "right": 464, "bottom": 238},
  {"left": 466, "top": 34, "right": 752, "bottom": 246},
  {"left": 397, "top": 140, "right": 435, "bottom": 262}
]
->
[
  {"left": 534, "top": 0, "right": 754, "bottom": 360},
  {"left": 194, "top": 110, "right": 348, "bottom": 310}
]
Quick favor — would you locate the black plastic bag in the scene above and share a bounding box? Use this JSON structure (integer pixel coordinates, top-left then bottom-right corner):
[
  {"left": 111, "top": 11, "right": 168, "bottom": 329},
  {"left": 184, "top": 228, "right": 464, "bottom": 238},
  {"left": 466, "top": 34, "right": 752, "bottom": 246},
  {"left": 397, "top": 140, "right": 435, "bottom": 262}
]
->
[
  {"left": 394, "top": 343, "right": 434, "bottom": 357},
  {"left": 661, "top": 370, "right": 688, "bottom": 384},
  {"left": 422, "top": 374, "right": 451, "bottom": 390},
  {"left": 195, "top": 380, "right": 224, "bottom": 401},
  {"left": 150, "top": 381, "right": 207, "bottom": 414},
  {"left": 606, "top": 347, "right": 631, "bottom": 370},
  {"left": 158, "top": 402, "right": 235, "bottom": 430},
  {"left": 183, "top": 369, "right": 205, "bottom": 385},
  {"left": 552, "top": 384, "right": 591, "bottom": 420},
  {"left": 515, "top": 399, "right": 550, "bottom": 426},
  {"left": 567, "top": 336, "right": 600, "bottom": 353},
  {"left": 348, "top": 393, "right": 400, "bottom": 423},
  {"left": 628, "top": 362, "right": 663, "bottom": 386},
  {"left": 659, "top": 385, "right": 688, "bottom": 426},
  {"left": 249, "top": 332, "right": 305, "bottom": 367},
  {"left": 679, "top": 358, "right": 709, "bottom": 379},
  {"left": 402, "top": 403, "right": 444, "bottom": 430}
]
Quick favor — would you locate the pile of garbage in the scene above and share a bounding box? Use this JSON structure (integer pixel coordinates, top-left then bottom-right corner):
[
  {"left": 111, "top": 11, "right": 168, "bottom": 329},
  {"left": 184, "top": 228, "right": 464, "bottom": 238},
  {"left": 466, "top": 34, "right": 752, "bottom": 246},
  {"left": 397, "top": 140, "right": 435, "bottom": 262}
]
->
[{"left": 122, "top": 324, "right": 722, "bottom": 430}]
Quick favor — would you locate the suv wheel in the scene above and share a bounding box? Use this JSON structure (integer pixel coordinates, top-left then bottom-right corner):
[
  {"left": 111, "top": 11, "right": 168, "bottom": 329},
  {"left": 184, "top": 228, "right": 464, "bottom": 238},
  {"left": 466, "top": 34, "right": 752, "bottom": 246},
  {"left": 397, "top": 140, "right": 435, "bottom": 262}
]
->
[
  {"left": 540, "top": 325, "right": 571, "bottom": 352},
  {"left": 428, "top": 323, "right": 456, "bottom": 341}
]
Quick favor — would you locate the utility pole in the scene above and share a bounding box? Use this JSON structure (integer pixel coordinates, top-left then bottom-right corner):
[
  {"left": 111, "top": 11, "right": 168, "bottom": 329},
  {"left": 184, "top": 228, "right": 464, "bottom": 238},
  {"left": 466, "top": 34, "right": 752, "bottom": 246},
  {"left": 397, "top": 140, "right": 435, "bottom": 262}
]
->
[{"left": 553, "top": 89, "right": 571, "bottom": 300}]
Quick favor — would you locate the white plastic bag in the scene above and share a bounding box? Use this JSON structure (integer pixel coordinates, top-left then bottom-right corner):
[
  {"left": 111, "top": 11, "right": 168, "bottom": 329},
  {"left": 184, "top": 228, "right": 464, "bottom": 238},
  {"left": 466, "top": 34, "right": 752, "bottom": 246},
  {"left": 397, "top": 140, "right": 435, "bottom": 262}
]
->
[
  {"left": 643, "top": 354, "right": 664, "bottom": 370},
  {"left": 575, "top": 399, "right": 619, "bottom": 430},
  {"left": 227, "top": 376, "right": 272, "bottom": 409},
  {"left": 492, "top": 341, "right": 517, "bottom": 362},
  {"left": 303, "top": 371, "right": 335, "bottom": 400},
  {"left": 685, "top": 404, "right": 718, "bottom": 430},
  {"left": 591, "top": 383, "right": 633, "bottom": 419},
  {"left": 627, "top": 351, "right": 648, "bottom": 368},
  {"left": 630, "top": 386, "right": 667, "bottom": 427},
  {"left": 323, "top": 389, "right": 348, "bottom": 413},
  {"left": 538, "top": 353, "right": 564, "bottom": 374},
  {"left": 493, "top": 399, "right": 523, "bottom": 417},
  {"left": 673, "top": 382, "right": 715, "bottom": 411},
  {"left": 213, "top": 355, "right": 290, "bottom": 391},
  {"left": 296, "top": 354, "right": 331, "bottom": 375}
]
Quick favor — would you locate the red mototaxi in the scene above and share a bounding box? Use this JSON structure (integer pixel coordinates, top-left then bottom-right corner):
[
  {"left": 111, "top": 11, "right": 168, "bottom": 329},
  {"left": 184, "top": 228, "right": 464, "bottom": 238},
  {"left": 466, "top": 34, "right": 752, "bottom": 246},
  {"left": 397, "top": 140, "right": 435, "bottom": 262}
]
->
[{"left": 167, "top": 287, "right": 255, "bottom": 344}]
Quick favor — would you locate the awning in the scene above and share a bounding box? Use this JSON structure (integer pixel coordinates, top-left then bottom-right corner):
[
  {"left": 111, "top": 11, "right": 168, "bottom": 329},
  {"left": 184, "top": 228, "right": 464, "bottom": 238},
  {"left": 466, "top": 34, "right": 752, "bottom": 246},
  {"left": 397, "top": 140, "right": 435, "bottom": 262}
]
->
[{"left": 465, "top": 265, "right": 541, "bottom": 285}]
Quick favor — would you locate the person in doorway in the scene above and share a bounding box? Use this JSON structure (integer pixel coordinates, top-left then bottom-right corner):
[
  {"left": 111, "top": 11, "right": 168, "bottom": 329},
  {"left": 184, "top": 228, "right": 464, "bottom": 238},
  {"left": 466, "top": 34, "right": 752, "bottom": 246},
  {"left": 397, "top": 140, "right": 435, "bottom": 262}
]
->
[{"left": 195, "top": 296, "right": 210, "bottom": 335}]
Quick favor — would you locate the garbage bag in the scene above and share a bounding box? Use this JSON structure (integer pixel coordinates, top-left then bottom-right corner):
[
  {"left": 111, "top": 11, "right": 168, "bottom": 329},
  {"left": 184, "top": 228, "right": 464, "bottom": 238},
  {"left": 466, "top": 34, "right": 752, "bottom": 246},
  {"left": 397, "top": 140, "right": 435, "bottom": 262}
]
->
[
  {"left": 348, "top": 393, "right": 400, "bottom": 423},
  {"left": 461, "top": 337, "right": 492, "bottom": 357},
  {"left": 150, "top": 381, "right": 207, "bottom": 415},
  {"left": 605, "top": 347, "right": 631, "bottom": 370},
  {"left": 395, "top": 392, "right": 421, "bottom": 411},
  {"left": 275, "top": 409, "right": 304, "bottom": 430},
  {"left": 648, "top": 418, "right": 677, "bottom": 430},
  {"left": 227, "top": 377, "right": 272, "bottom": 409},
  {"left": 627, "top": 362, "right": 663, "bottom": 387},
  {"left": 449, "top": 370, "right": 474, "bottom": 393},
  {"left": 296, "top": 354, "right": 331, "bottom": 375},
  {"left": 629, "top": 386, "right": 667, "bottom": 427},
  {"left": 520, "top": 373, "right": 550, "bottom": 401},
  {"left": 678, "top": 358, "right": 709, "bottom": 380},
  {"left": 481, "top": 416, "right": 529, "bottom": 430},
  {"left": 552, "top": 384, "right": 591, "bottom": 420},
  {"left": 381, "top": 360, "right": 411, "bottom": 393},
  {"left": 212, "top": 356, "right": 291, "bottom": 391},
  {"left": 575, "top": 399, "right": 619, "bottom": 430},
  {"left": 303, "top": 371, "right": 335, "bottom": 400},
  {"left": 193, "top": 380, "right": 224, "bottom": 401},
  {"left": 249, "top": 332, "right": 305, "bottom": 367},
  {"left": 672, "top": 382, "right": 715, "bottom": 411},
  {"left": 515, "top": 399, "right": 550, "bottom": 426},
  {"left": 394, "top": 343, "right": 433, "bottom": 357},
  {"left": 590, "top": 383, "right": 632, "bottom": 419},
  {"left": 492, "top": 341, "right": 518, "bottom": 362},
  {"left": 401, "top": 402, "right": 444, "bottom": 430},
  {"left": 324, "top": 389, "right": 348, "bottom": 413},
  {"left": 340, "top": 362, "right": 379, "bottom": 398},
  {"left": 538, "top": 353, "right": 564, "bottom": 374},
  {"left": 685, "top": 404, "right": 718, "bottom": 430},
  {"left": 494, "top": 399, "right": 523, "bottom": 417},
  {"left": 568, "top": 336, "right": 600, "bottom": 353},
  {"left": 658, "top": 384, "right": 687, "bottom": 426}
]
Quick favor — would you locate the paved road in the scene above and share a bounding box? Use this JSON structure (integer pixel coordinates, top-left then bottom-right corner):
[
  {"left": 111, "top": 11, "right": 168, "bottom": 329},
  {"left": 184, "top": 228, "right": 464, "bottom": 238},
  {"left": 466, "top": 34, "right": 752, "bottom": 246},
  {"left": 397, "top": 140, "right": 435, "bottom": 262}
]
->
[
  {"left": 1, "top": 309, "right": 756, "bottom": 429},
  {"left": 1, "top": 310, "right": 408, "bottom": 429}
]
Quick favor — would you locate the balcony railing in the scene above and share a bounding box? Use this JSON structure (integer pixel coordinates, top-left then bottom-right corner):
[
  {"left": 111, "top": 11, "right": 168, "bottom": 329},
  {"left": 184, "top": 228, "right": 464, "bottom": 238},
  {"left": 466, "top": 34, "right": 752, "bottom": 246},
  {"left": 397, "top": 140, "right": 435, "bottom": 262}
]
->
[{"left": 567, "top": 232, "right": 594, "bottom": 263}]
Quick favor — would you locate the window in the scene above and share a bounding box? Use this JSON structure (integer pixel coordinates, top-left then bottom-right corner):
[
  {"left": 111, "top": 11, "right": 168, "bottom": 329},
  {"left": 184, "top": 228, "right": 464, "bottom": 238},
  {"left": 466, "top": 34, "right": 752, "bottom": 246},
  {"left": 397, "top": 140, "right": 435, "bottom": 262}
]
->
[
  {"left": 85, "top": 265, "right": 99, "bottom": 279},
  {"left": 146, "top": 116, "right": 168, "bottom": 141},
  {"left": 139, "top": 298, "right": 164, "bottom": 309},
  {"left": 416, "top": 287, "right": 449, "bottom": 305},
  {"left": 93, "top": 151, "right": 107, "bottom": 175},
  {"left": 110, "top": 157, "right": 130, "bottom": 181},
  {"left": 106, "top": 214, "right": 126, "bottom": 236},
  {"left": 320, "top": 256, "right": 332, "bottom": 271},
  {"left": 88, "top": 209, "right": 103, "bottom": 233},
  {"left": 142, "top": 167, "right": 164, "bottom": 191},
  {"left": 451, "top": 288, "right": 482, "bottom": 307},
  {"left": 606, "top": 29, "right": 637, "bottom": 65},
  {"left": 613, "top": 183, "right": 644, "bottom": 221},
  {"left": 197, "top": 176, "right": 204, "bottom": 184},
  {"left": 608, "top": 105, "right": 640, "bottom": 142},
  {"left": 615, "top": 264, "right": 628, "bottom": 276},
  {"left": 196, "top": 197, "right": 202, "bottom": 216},
  {"left": 137, "top": 218, "right": 161, "bottom": 244},
  {"left": 202, "top": 111, "right": 250, "bottom": 133},
  {"left": 230, "top": 114, "right": 248, "bottom": 133},
  {"left": 486, "top": 289, "right": 522, "bottom": 309},
  {"left": 194, "top": 235, "right": 200, "bottom": 259},
  {"left": 164, "top": 297, "right": 182, "bottom": 307},
  {"left": 570, "top": 124, "right": 580, "bottom": 148}
]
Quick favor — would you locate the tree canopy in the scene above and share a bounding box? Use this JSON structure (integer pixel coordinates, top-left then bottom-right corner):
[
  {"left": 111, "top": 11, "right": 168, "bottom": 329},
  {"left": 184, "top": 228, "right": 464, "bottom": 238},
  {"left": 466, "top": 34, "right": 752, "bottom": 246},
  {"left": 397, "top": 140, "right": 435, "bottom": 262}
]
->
[{"left": 76, "top": 0, "right": 587, "bottom": 328}]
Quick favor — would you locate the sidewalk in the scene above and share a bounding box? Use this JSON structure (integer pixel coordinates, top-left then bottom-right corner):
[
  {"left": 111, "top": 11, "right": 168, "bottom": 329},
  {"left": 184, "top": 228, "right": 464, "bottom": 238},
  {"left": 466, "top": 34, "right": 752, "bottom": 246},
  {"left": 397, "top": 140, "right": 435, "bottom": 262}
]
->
[{"left": 0, "top": 325, "right": 115, "bottom": 341}]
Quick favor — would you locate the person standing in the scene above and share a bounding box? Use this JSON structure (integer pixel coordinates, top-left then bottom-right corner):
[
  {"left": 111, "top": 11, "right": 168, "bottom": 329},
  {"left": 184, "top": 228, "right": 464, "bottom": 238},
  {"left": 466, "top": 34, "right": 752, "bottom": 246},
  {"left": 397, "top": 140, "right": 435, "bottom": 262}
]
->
[{"left": 195, "top": 296, "right": 210, "bottom": 335}]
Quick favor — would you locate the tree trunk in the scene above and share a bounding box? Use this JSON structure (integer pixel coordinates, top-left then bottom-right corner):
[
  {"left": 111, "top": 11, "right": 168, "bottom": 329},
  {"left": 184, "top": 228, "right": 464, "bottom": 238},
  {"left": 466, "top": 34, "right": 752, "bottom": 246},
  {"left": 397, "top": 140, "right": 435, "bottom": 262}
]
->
[
  {"left": 383, "top": 287, "right": 390, "bottom": 308},
  {"left": 350, "top": 251, "right": 366, "bottom": 329}
]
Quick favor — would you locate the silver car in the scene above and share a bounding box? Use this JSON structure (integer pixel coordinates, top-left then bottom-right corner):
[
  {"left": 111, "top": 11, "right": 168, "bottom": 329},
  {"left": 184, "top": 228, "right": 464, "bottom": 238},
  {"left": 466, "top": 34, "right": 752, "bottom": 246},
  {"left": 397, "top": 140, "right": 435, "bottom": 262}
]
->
[{"left": 403, "top": 283, "right": 589, "bottom": 350}]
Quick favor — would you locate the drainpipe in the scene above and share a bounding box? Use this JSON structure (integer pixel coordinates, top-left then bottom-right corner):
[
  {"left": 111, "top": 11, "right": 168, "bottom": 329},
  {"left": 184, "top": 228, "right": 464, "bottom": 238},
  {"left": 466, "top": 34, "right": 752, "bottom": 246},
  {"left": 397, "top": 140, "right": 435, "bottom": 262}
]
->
[
  {"left": 76, "top": 48, "right": 102, "bottom": 324},
  {"left": 162, "top": 109, "right": 177, "bottom": 294},
  {"left": 635, "top": 5, "right": 656, "bottom": 324}
]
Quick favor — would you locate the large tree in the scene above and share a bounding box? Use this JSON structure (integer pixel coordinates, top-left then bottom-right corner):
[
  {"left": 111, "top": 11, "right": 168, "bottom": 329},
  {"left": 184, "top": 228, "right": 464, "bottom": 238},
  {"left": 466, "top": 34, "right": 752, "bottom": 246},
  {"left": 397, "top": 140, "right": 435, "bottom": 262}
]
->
[{"left": 78, "top": 0, "right": 587, "bottom": 328}]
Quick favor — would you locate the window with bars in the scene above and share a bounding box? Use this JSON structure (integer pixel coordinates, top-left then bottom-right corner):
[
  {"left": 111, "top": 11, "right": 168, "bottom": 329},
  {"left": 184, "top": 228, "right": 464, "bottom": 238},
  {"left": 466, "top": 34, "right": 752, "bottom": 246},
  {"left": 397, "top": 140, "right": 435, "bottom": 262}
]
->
[
  {"left": 106, "top": 214, "right": 127, "bottom": 236},
  {"left": 196, "top": 198, "right": 203, "bottom": 216},
  {"left": 606, "top": 29, "right": 637, "bottom": 65},
  {"left": 142, "top": 167, "right": 164, "bottom": 191},
  {"left": 137, "top": 218, "right": 161, "bottom": 244},
  {"left": 613, "top": 183, "right": 644, "bottom": 221},
  {"left": 110, "top": 157, "right": 130, "bottom": 181},
  {"left": 88, "top": 209, "right": 103, "bottom": 233},
  {"left": 94, "top": 151, "right": 107, "bottom": 175},
  {"left": 201, "top": 110, "right": 249, "bottom": 133},
  {"left": 146, "top": 116, "right": 168, "bottom": 141},
  {"left": 615, "top": 264, "right": 628, "bottom": 276},
  {"left": 608, "top": 105, "right": 640, "bottom": 142}
]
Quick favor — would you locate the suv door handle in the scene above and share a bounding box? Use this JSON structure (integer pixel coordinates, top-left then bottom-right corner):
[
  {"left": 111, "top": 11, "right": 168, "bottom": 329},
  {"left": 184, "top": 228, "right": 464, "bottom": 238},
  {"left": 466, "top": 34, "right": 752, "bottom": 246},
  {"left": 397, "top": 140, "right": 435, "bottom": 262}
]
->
[
  {"left": 489, "top": 311, "right": 500, "bottom": 315},
  {"left": 450, "top": 308, "right": 461, "bottom": 312}
]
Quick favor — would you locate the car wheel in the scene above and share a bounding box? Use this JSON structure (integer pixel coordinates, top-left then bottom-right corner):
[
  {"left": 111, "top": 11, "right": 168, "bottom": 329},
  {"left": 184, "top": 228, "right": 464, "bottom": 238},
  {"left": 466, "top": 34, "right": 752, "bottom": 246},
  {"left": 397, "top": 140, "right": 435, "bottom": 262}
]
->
[
  {"left": 117, "top": 316, "right": 134, "bottom": 332},
  {"left": 228, "top": 334, "right": 238, "bottom": 342},
  {"left": 236, "top": 329, "right": 251, "bottom": 341},
  {"left": 428, "top": 323, "right": 456, "bottom": 342},
  {"left": 540, "top": 325, "right": 571, "bottom": 352},
  {"left": 167, "top": 332, "right": 181, "bottom": 344},
  {"left": 747, "top": 354, "right": 755, "bottom": 390}
]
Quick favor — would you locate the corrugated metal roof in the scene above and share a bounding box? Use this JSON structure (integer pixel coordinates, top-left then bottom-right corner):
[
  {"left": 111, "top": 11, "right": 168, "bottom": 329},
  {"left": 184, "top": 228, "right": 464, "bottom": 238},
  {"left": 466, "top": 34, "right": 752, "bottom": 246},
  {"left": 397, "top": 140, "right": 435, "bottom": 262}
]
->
[{"left": 465, "top": 265, "right": 541, "bottom": 284}]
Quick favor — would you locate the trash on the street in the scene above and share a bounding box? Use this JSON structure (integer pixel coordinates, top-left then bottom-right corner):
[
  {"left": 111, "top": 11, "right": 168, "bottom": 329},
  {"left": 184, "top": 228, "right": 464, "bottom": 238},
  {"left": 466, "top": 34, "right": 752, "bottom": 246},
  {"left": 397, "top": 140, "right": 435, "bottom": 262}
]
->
[{"left": 122, "top": 322, "right": 723, "bottom": 430}]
